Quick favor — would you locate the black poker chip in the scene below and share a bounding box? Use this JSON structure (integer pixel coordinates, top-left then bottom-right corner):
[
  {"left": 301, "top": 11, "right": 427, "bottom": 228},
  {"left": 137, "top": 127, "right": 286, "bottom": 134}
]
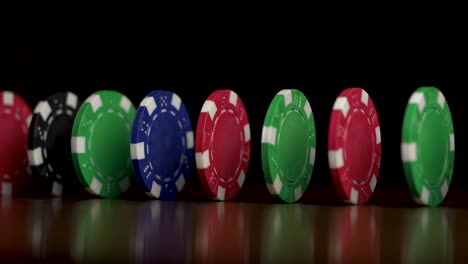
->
[{"left": 27, "top": 91, "right": 82, "bottom": 196}]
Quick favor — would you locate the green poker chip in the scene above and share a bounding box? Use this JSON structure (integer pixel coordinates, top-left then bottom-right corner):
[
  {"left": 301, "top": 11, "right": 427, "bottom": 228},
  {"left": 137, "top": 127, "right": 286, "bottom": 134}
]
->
[
  {"left": 71, "top": 90, "right": 136, "bottom": 198},
  {"left": 261, "top": 89, "right": 316, "bottom": 203},
  {"left": 401, "top": 86, "right": 455, "bottom": 207}
]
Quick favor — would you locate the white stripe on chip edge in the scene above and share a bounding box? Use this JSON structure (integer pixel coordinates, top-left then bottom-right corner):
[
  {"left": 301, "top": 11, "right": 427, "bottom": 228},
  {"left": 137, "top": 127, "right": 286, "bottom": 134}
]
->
[
  {"left": 370, "top": 174, "right": 377, "bottom": 192},
  {"left": 130, "top": 142, "right": 145, "bottom": 160},
  {"left": 309, "top": 147, "right": 316, "bottom": 165},
  {"left": 361, "top": 89, "right": 369, "bottom": 106},
  {"left": 401, "top": 143, "right": 417, "bottom": 162},
  {"left": 171, "top": 93, "right": 182, "bottom": 111},
  {"left": 328, "top": 149, "right": 344, "bottom": 169},
  {"left": 71, "top": 137, "right": 86, "bottom": 154},
  {"left": 87, "top": 94, "right": 103, "bottom": 112},
  {"left": 120, "top": 95, "right": 132, "bottom": 113},
  {"left": 28, "top": 148, "right": 44, "bottom": 166},
  {"left": 217, "top": 186, "right": 225, "bottom": 200},
  {"left": 347, "top": 188, "right": 358, "bottom": 204},
  {"left": 2, "top": 91, "right": 14, "bottom": 105},
  {"left": 333, "top": 97, "right": 350, "bottom": 118},
  {"left": 261, "top": 126, "right": 277, "bottom": 145},
  {"left": 244, "top": 124, "right": 251, "bottom": 143},
  {"left": 437, "top": 91, "right": 446, "bottom": 109},
  {"left": 278, "top": 89, "right": 292, "bottom": 107},
  {"left": 26, "top": 115, "right": 32, "bottom": 127},
  {"left": 195, "top": 151, "right": 210, "bottom": 169},
  {"left": 140, "top": 96, "right": 157, "bottom": 116},
  {"left": 120, "top": 177, "right": 131, "bottom": 192},
  {"left": 304, "top": 100, "right": 312, "bottom": 119},
  {"left": 150, "top": 181, "right": 162, "bottom": 198},
  {"left": 237, "top": 170, "right": 246, "bottom": 188},
  {"left": 37, "top": 101, "right": 52, "bottom": 121},
  {"left": 294, "top": 186, "right": 303, "bottom": 201},
  {"left": 176, "top": 174, "right": 186, "bottom": 191},
  {"left": 408, "top": 92, "right": 425, "bottom": 113},
  {"left": 441, "top": 180, "right": 449, "bottom": 199},
  {"left": 1, "top": 183, "right": 12, "bottom": 196},
  {"left": 52, "top": 182, "right": 63, "bottom": 196},
  {"left": 229, "top": 91, "right": 238, "bottom": 106},
  {"left": 450, "top": 133, "right": 455, "bottom": 151},
  {"left": 66, "top": 92, "right": 78, "bottom": 109},
  {"left": 201, "top": 100, "right": 217, "bottom": 121},
  {"left": 186, "top": 131, "right": 194, "bottom": 149},
  {"left": 89, "top": 177, "right": 102, "bottom": 195},
  {"left": 375, "top": 126, "right": 381, "bottom": 144},
  {"left": 269, "top": 176, "right": 283, "bottom": 196}
]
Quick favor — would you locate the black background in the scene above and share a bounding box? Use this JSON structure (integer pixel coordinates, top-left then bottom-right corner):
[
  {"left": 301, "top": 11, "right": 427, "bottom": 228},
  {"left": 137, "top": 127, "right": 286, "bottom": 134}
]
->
[{"left": 1, "top": 5, "right": 467, "bottom": 205}]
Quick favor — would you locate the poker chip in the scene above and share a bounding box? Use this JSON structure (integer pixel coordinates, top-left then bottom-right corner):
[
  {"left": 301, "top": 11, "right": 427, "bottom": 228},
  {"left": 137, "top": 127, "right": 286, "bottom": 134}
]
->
[
  {"left": 130, "top": 90, "right": 194, "bottom": 200},
  {"left": 328, "top": 88, "right": 381, "bottom": 204},
  {"left": 195, "top": 90, "right": 251, "bottom": 201},
  {"left": 262, "top": 89, "right": 316, "bottom": 203},
  {"left": 71, "top": 90, "right": 136, "bottom": 198},
  {"left": 401, "top": 87, "right": 454, "bottom": 207},
  {"left": 0, "top": 91, "right": 32, "bottom": 196},
  {"left": 28, "top": 92, "right": 82, "bottom": 196}
]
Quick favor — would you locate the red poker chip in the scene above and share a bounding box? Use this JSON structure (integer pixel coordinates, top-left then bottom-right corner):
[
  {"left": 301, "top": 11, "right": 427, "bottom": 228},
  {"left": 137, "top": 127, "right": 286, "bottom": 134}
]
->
[
  {"left": 195, "top": 90, "right": 251, "bottom": 201},
  {"left": 0, "top": 91, "right": 32, "bottom": 196},
  {"left": 328, "top": 88, "right": 381, "bottom": 204}
]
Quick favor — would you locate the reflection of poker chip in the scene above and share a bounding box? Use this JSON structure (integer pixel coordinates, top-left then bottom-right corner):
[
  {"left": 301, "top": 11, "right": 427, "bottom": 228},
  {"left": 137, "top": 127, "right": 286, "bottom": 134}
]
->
[
  {"left": 401, "top": 208, "right": 453, "bottom": 263},
  {"left": 27, "top": 199, "right": 64, "bottom": 259},
  {"left": 328, "top": 206, "right": 380, "bottom": 263},
  {"left": 130, "top": 201, "right": 193, "bottom": 262},
  {"left": 71, "top": 200, "right": 133, "bottom": 262},
  {"left": 261, "top": 204, "right": 314, "bottom": 263},
  {"left": 0, "top": 198, "right": 30, "bottom": 261},
  {"left": 194, "top": 203, "right": 250, "bottom": 263}
]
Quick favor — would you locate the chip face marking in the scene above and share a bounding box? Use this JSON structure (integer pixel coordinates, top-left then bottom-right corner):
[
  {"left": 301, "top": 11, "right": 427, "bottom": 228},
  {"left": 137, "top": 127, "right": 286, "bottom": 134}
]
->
[
  {"left": 196, "top": 90, "right": 251, "bottom": 201},
  {"left": 328, "top": 88, "right": 381, "bottom": 205},
  {"left": 131, "top": 90, "right": 194, "bottom": 200},
  {"left": 262, "top": 89, "right": 316, "bottom": 203},
  {"left": 401, "top": 87, "right": 455, "bottom": 207},
  {"left": 72, "top": 90, "right": 135, "bottom": 198}
]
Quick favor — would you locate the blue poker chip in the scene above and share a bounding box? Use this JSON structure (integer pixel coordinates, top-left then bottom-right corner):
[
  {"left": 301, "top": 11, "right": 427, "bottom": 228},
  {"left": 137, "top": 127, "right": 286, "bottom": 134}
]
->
[{"left": 130, "top": 90, "right": 194, "bottom": 200}]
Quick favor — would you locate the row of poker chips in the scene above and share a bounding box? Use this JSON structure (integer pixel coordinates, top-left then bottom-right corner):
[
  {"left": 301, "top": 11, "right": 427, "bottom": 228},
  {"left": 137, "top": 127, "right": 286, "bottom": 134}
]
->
[{"left": 0, "top": 87, "right": 454, "bottom": 206}]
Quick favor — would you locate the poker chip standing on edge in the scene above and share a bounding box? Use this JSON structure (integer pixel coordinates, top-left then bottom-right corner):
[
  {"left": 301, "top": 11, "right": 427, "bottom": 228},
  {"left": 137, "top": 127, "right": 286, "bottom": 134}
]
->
[
  {"left": 0, "top": 91, "right": 32, "bottom": 196},
  {"left": 195, "top": 90, "right": 251, "bottom": 201},
  {"left": 71, "top": 90, "right": 136, "bottom": 198},
  {"left": 130, "top": 90, "right": 194, "bottom": 200},
  {"left": 28, "top": 92, "right": 82, "bottom": 196},
  {"left": 328, "top": 88, "right": 381, "bottom": 204},
  {"left": 261, "top": 89, "right": 316, "bottom": 203},
  {"left": 401, "top": 87, "right": 454, "bottom": 207}
]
